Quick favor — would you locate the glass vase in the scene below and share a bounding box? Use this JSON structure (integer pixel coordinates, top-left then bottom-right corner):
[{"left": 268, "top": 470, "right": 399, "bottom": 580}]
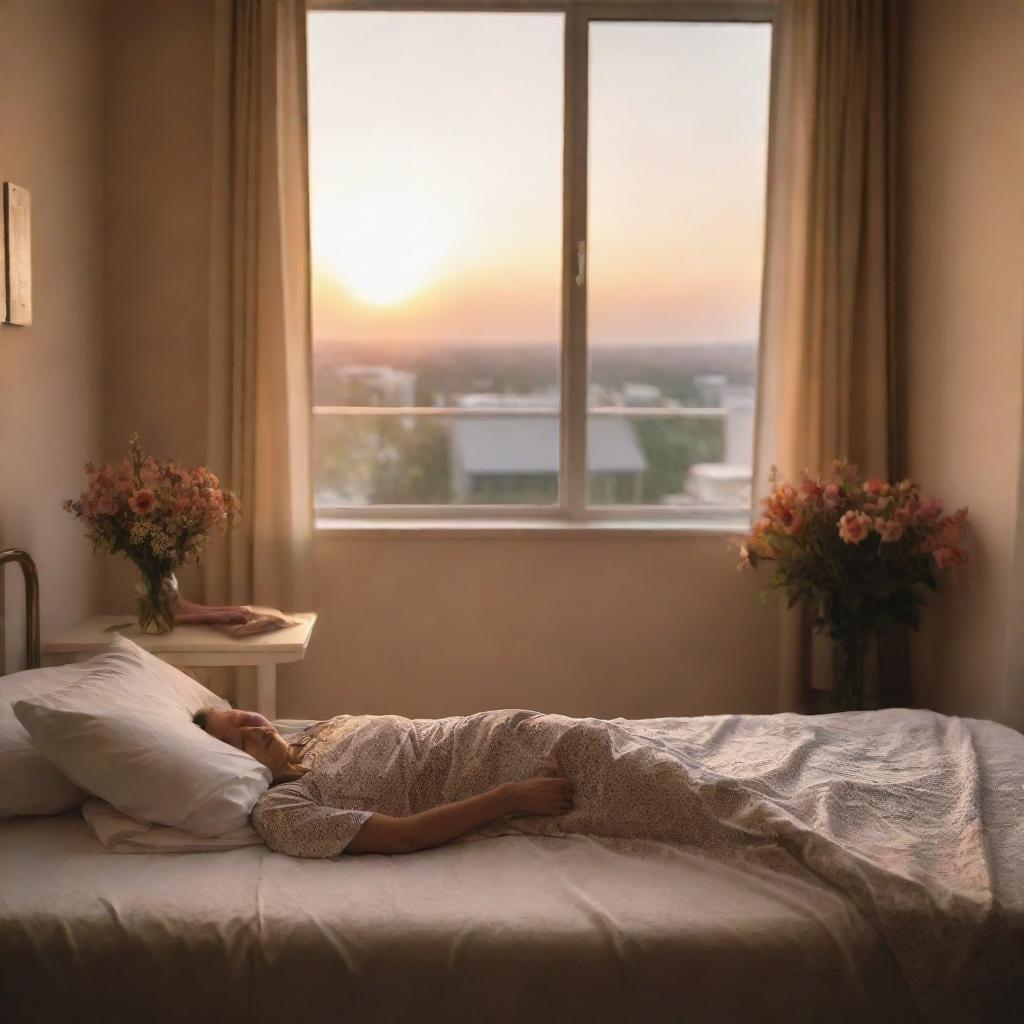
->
[
  {"left": 134, "top": 570, "right": 179, "bottom": 634},
  {"left": 833, "top": 630, "right": 868, "bottom": 712}
]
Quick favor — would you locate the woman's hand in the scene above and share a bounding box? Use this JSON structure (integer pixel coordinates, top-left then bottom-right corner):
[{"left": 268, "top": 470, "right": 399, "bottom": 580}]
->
[{"left": 502, "top": 777, "right": 574, "bottom": 816}]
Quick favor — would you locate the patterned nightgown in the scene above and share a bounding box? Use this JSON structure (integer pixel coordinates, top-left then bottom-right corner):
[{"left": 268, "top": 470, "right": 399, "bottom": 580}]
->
[{"left": 251, "top": 709, "right": 741, "bottom": 859}]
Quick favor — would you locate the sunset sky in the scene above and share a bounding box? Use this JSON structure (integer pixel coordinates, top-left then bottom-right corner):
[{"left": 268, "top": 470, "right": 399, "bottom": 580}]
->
[{"left": 307, "top": 12, "right": 772, "bottom": 348}]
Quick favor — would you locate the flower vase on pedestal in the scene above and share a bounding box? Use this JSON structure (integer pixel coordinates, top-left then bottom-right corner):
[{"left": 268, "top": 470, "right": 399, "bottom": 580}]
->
[
  {"left": 64, "top": 436, "right": 240, "bottom": 637},
  {"left": 735, "top": 461, "right": 968, "bottom": 716},
  {"left": 134, "top": 569, "right": 179, "bottom": 634},
  {"left": 832, "top": 630, "right": 868, "bottom": 711}
]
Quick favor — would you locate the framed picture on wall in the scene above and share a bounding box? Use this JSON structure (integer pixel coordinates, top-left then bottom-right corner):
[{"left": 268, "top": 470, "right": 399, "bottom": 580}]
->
[
  {"left": 0, "top": 188, "right": 5, "bottom": 323},
  {"left": 2, "top": 183, "right": 31, "bottom": 326}
]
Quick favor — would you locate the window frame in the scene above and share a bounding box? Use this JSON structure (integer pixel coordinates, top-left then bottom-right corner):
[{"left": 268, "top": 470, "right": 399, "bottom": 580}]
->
[{"left": 309, "top": 0, "right": 776, "bottom": 531}]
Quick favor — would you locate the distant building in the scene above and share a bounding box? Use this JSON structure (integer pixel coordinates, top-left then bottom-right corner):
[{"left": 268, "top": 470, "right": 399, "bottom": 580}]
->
[
  {"left": 333, "top": 365, "right": 416, "bottom": 407},
  {"left": 455, "top": 390, "right": 559, "bottom": 411},
  {"left": 680, "top": 383, "right": 756, "bottom": 507},
  {"left": 682, "top": 464, "right": 752, "bottom": 506},
  {"left": 449, "top": 415, "right": 646, "bottom": 504},
  {"left": 621, "top": 382, "right": 663, "bottom": 407},
  {"left": 692, "top": 373, "right": 729, "bottom": 407},
  {"left": 720, "top": 385, "right": 755, "bottom": 467}
]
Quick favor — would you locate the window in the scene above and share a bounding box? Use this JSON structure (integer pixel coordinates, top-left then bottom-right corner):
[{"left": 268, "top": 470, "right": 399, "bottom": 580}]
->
[{"left": 308, "top": 4, "right": 773, "bottom": 525}]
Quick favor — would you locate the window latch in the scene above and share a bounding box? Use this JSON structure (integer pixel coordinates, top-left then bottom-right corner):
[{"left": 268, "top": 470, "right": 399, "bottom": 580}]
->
[{"left": 575, "top": 240, "right": 586, "bottom": 286}]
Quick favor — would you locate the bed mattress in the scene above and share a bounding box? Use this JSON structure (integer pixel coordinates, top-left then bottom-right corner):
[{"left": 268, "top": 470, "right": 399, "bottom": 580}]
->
[{"left": 0, "top": 812, "right": 918, "bottom": 1024}]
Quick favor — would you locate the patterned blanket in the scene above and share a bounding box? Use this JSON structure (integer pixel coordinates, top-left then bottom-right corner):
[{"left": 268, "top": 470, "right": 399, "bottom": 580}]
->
[{"left": 255, "top": 707, "right": 1024, "bottom": 1021}]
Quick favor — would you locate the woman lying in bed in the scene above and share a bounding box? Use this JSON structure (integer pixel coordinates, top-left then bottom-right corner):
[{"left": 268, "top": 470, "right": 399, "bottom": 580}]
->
[
  {"left": 196, "top": 705, "right": 1024, "bottom": 1023},
  {"left": 195, "top": 706, "right": 729, "bottom": 859}
]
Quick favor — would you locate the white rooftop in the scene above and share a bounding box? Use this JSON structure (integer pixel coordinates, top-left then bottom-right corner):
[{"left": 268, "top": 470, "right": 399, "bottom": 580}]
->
[
  {"left": 450, "top": 417, "right": 645, "bottom": 475},
  {"left": 687, "top": 463, "right": 752, "bottom": 482},
  {"left": 456, "top": 392, "right": 559, "bottom": 410}
]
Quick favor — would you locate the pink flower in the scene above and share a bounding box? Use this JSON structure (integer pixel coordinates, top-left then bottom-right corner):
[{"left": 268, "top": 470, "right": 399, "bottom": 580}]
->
[
  {"left": 737, "top": 544, "right": 752, "bottom": 571},
  {"left": 838, "top": 510, "right": 872, "bottom": 545},
  {"left": 928, "top": 514, "right": 966, "bottom": 553},
  {"left": 96, "top": 494, "right": 118, "bottom": 516},
  {"left": 129, "top": 489, "right": 156, "bottom": 515},
  {"left": 874, "top": 518, "right": 904, "bottom": 543},
  {"left": 933, "top": 546, "right": 967, "bottom": 570},
  {"left": 782, "top": 511, "right": 806, "bottom": 537},
  {"left": 864, "top": 478, "right": 886, "bottom": 496},
  {"left": 917, "top": 497, "right": 943, "bottom": 523},
  {"left": 799, "top": 480, "right": 823, "bottom": 504},
  {"left": 823, "top": 483, "right": 844, "bottom": 509}
]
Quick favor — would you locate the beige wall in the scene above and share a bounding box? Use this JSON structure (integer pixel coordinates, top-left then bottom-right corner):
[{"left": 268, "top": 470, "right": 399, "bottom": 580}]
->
[
  {"left": 900, "top": 0, "right": 1024, "bottom": 727},
  {"left": 99, "top": 0, "right": 218, "bottom": 610},
  {"left": 0, "top": 0, "right": 105, "bottom": 667},
  {"left": 295, "top": 534, "right": 779, "bottom": 720}
]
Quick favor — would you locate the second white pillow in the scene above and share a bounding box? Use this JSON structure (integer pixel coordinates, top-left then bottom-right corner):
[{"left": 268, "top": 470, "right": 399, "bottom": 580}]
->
[{"left": 14, "top": 634, "right": 271, "bottom": 837}]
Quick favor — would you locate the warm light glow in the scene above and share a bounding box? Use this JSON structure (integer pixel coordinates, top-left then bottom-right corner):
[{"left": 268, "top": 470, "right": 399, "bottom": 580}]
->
[
  {"left": 308, "top": 13, "right": 771, "bottom": 344},
  {"left": 314, "top": 188, "right": 458, "bottom": 307}
]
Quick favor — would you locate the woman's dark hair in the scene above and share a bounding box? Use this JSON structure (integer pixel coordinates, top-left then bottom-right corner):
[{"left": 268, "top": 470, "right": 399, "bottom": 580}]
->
[{"left": 192, "top": 709, "right": 210, "bottom": 730}]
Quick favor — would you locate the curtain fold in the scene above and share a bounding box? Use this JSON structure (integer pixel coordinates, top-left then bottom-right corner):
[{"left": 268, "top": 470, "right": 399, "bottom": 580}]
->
[
  {"left": 754, "top": 0, "right": 899, "bottom": 709},
  {"left": 205, "top": 0, "right": 314, "bottom": 614}
]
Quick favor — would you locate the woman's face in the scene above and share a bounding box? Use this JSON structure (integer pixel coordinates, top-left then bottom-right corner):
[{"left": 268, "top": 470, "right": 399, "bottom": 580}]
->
[
  {"left": 203, "top": 708, "right": 272, "bottom": 750},
  {"left": 238, "top": 724, "right": 292, "bottom": 777}
]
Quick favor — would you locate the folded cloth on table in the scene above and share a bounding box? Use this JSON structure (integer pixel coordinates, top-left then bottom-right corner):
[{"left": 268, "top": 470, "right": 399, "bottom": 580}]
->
[
  {"left": 83, "top": 799, "right": 263, "bottom": 853},
  {"left": 175, "top": 598, "right": 299, "bottom": 637}
]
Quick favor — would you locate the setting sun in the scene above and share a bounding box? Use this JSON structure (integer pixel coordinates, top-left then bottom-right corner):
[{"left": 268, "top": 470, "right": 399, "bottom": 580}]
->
[
  {"left": 313, "top": 188, "right": 458, "bottom": 307},
  {"left": 308, "top": 13, "right": 768, "bottom": 345}
]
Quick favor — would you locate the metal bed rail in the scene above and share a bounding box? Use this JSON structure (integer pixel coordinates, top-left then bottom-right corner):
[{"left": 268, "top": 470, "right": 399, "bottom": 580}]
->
[{"left": 0, "top": 548, "right": 40, "bottom": 674}]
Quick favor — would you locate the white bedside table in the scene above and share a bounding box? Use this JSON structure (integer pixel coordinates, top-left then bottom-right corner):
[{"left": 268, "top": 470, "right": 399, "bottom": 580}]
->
[{"left": 44, "top": 613, "right": 317, "bottom": 720}]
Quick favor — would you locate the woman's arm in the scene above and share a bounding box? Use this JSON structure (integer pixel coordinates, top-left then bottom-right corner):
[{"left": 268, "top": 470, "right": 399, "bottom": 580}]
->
[{"left": 346, "top": 776, "right": 574, "bottom": 855}]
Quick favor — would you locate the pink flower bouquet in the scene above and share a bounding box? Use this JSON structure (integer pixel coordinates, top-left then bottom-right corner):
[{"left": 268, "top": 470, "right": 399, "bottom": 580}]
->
[
  {"left": 64, "top": 434, "right": 240, "bottom": 633},
  {"left": 737, "top": 461, "right": 967, "bottom": 708}
]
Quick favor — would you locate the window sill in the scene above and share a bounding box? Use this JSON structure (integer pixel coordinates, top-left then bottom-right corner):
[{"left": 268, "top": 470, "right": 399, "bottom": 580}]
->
[{"left": 315, "top": 516, "right": 749, "bottom": 539}]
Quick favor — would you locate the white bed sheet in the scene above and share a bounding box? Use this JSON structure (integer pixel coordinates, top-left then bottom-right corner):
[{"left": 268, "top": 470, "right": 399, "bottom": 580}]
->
[{"left": 0, "top": 810, "right": 918, "bottom": 1024}]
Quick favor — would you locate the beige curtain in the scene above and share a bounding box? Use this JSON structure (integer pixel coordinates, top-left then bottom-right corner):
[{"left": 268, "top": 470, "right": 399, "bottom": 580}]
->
[
  {"left": 205, "top": 0, "right": 314, "bottom": 614},
  {"left": 754, "top": 0, "right": 899, "bottom": 709}
]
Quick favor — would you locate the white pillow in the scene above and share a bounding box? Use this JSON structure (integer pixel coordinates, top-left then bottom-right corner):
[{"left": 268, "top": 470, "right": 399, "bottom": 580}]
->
[
  {"left": 82, "top": 799, "right": 263, "bottom": 854},
  {"left": 14, "top": 634, "right": 271, "bottom": 837},
  {"left": 102, "top": 632, "right": 234, "bottom": 716},
  {"left": 0, "top": 663, "right": 89, "bottom": 817}
]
